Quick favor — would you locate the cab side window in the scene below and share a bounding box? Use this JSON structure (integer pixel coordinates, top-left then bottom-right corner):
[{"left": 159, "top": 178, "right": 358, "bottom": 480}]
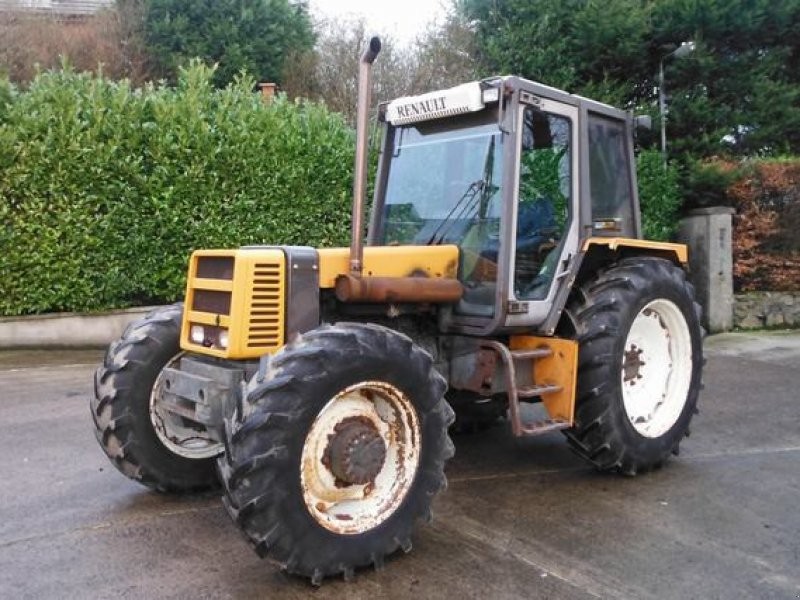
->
[
  {"left": 588, "top": 114, "right": 635, "bottom": 236},
  {"left": 514, "top": 106, "right": 571, "bottom": 300}
]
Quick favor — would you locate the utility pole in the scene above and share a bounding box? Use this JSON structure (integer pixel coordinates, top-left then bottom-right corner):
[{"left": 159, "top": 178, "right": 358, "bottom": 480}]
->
[{"left": 659, "top": 41, "right": 695, "bottom": 169}]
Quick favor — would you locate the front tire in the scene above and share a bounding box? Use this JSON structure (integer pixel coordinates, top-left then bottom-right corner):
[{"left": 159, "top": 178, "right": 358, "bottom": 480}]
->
[
  {"left": 563, "top": 257, "right": 703, "bottom": 475},
  {"left": 218, "top": 323, "right": 455, "bottom": 584},
  {"left": 91, "top": 304, "right": 221, "bottom": 492}
]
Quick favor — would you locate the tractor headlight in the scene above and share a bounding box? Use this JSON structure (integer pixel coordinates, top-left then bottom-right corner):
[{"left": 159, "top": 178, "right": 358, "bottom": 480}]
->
[
  {"left": 217, "top": 329, "right": 229, "bottom": 350},
  {"left": 190, "top": 324, "right": 205, "bottom": 344}
]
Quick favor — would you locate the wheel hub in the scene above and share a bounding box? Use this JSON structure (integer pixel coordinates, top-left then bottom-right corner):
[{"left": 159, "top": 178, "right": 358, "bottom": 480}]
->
[
  {"left": 623, "top": 344, "right": 645, "bottom": 383},
  {"left": 323, "top": 417, "right": 387, "bottom": 485},
  {"left": 300, "top": 380, "right": 421, "bottom": 535},
  {"left": 149, "top": 353, "right": 223, "bottom": 460}
]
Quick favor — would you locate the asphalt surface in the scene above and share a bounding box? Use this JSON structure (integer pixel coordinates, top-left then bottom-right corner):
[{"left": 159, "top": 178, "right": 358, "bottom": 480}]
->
[{"left": 1, "top": 333, "right": 799, "bottom": 599}]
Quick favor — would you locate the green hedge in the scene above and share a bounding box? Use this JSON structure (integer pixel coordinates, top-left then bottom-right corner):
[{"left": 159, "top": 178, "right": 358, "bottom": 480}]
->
[
  {"left": 0, "top": 64, "right": 355, "bottom": 316},
  {"left": 0, "top": 66, "right": 683, "bottom": 316},
  {"left": 637, "top": 149, "right": 682, "bottom": 242}
]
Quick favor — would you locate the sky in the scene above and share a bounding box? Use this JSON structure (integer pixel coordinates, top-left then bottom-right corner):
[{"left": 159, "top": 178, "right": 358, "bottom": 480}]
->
[{"left": 309, "top": 0, "right": 449, "bottom": 45}]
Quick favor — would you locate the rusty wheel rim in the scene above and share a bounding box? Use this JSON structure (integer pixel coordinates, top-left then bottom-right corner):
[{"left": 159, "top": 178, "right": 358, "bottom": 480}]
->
[
  {"left": 300, "top": 381, "right": 421, "bottom": 535},
  {"left": 149, "top": 353, "right": 223, "bottom": 460}
]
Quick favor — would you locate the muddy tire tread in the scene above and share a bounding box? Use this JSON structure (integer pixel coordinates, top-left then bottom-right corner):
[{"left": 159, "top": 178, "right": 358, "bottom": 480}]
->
[
  {"left": 219, "top": 322, "right": 454, "bottom": 582},
  {"left": 91, "top": 304, "right": 219, "bottom": 492},
  {"left": 563, "top": 257, "right": 703, "bottom": 475}
]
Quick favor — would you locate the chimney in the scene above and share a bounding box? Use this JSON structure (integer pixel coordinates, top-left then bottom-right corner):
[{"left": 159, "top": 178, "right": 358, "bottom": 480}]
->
[{"left": 257, "top": 82, "right": 277, "bottom": 102}]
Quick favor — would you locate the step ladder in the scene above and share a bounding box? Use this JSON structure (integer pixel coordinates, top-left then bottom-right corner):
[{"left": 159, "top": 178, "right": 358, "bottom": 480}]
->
[{"left": 480, "top": 340, "right": 572, "bottom": 437}]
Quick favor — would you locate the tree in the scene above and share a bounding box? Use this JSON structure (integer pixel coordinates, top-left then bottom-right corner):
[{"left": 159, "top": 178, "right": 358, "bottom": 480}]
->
[
  {"left": 459, "top": 0, "right": 800, "bottom": 159},
  {"left": 281, "top": 18, "right": 407, "bottom": 125},
  {"left": 0, "top": 4, "right": 151, "bottom": 85},
  {"left": 458, "top": 0, "right": 650, "bottom": 105},
  {"left": 281, "top": 14, "right": 478, "bottom": 125},
  {"left": 410, "top": 12, "right": 480, "bottom": 93},
  {"left": 650, "top": 0, "right": 800, "bottom": 157},
  {"left": 144, "top": 0, "right": 314, "bottom": 88}
]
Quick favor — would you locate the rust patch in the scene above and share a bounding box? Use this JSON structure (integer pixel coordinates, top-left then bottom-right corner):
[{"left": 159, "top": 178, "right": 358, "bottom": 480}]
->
[
  {"left": 335, "top": 274, "right": 463, "bottom": 304},
  {"left": 464, "top": 348, "right": 498, "bottom": 393},
  {"left": 407, "top": 268, "right": 429, "bottom": 278},
  {"left": 623, "top": 345, "right": 645, "bottom": 383},
  {"left": 405, "top": 402, "right": 417, "bottom": 450},
  {"left": 323, "top": 416, "right": 386, "bottom": 485},
  {"left": 299, "top": 379, "right": 421, "bottom": 535}
]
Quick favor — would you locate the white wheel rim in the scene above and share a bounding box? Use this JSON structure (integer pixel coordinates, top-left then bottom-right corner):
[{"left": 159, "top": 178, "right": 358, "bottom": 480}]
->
[
  {"left": 149, "top": 354, "right": 223, "bottom": 459},
  {"left": 300, "top": 381, "right": 421, "bottom": 535},
  {"left": 621, "top": 299, "right": 693, "bottom": 438}
]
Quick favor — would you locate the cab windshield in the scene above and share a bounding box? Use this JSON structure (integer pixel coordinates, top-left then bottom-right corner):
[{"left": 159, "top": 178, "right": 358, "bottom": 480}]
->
[
  {"left": 377, "top": 111, "right": 504, "bottom": 317},
  {"left": 378, "top": 113, "right": 504, "bottom": 248}
]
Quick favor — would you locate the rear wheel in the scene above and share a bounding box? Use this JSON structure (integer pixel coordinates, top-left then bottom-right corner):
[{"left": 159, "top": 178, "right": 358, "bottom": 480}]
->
[
  {"left": 563, "top": 257, "right": 703, "bottom": 475},
  {"left": 91, "top": 304, "right": 222, "bottom": 492},
  {"left": 218, "top": 323, "right": 454, "bottom": 584}
]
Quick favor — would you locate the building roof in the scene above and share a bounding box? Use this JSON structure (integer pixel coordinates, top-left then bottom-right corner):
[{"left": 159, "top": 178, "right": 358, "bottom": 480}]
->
[{"left": 0, "top": 0, "right": 114, "bottom": 16}]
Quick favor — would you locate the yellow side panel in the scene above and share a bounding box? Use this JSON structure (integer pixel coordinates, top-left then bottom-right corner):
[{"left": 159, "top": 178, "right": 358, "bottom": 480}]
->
[
  {"left": 181, "top": 248, "right": 286, "bottom": 360},
  {"left": 230, "top": 250, "right": 286, "bottom": 357},
  {"left": 583, "top": 237, "right": 688, "bottom": 264},
  {"left": 317, "top": 245, "right": 460, "bottom": 288},
  {"left": 510, "top": 335, "right": 578, "bottom": 424}
]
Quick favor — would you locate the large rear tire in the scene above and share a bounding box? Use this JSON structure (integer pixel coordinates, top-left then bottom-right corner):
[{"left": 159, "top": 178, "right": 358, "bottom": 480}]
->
[
  {"left": 91, "top": 304, "right": 221, "bottom": 492},
  {"left": 218, "top": 322, "right": 454, "bottom": 584},
  {"left": 563, "top": 257, "right": 703, "bottom": 475}
]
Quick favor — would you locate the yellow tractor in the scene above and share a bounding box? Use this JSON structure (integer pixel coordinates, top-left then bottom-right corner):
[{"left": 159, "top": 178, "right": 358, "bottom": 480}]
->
[{"left": 92, "top": 38, "right": 702, "bottom": 584}]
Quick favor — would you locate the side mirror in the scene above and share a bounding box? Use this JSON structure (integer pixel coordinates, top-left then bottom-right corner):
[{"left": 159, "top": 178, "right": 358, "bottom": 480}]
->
[{"left": 635, "top": 115, "right": 653, "bottom": 131}]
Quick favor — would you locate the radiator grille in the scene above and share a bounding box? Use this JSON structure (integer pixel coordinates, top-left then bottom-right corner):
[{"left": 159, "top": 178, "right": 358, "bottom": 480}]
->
[{"left": 247, "top": 261, "right": 284, "bottom": 350}]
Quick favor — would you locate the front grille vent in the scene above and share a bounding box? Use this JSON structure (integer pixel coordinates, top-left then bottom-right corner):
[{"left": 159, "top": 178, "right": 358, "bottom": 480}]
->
[{"left": 247, "top": 262, "right": 284, "bottom": 350}]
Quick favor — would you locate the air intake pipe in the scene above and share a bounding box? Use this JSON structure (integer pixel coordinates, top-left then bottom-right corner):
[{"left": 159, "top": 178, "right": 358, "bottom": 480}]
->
[
  {"left": 349, "top": 36, "right": 381, "bottom": 276},
  {"left": 338, "top": 36, "right": 464, "bottom": 305}
]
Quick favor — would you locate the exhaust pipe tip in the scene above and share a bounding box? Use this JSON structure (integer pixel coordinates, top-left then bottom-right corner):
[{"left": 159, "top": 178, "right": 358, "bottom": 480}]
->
[
  {"left": 362, "top": 36, "right": 381, "bottom": 64},
  {"left": 350, "top": 35, "right": 382, "bottom": 276}
]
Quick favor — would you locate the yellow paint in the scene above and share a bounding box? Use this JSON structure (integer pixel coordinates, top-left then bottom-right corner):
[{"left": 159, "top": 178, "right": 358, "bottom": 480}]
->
[
  {"left": 186, "top": 310, "right": 231, "bottom": 328},
  {"left": 181, "top": 248, "right": 286, "bottom": 359},
  {"left": 181, "top": 244, "right": 459, "bottom": 360},
  {"left": 191, "top": 278, "right": 233, "bottom": 292},
  {"left": 317, "top": 245, "right": 460, "bottom": 288},
  {"left": 583, "top": 237, "right": 688, "bottom": 263},
  {"left": 509, "top": 335, "right": 578, "bottom": 424}
]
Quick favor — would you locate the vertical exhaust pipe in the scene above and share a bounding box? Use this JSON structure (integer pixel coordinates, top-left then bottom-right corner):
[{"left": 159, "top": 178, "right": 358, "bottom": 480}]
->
[{"left": 349, "top": 36, "right": 381, "bottom": 276}]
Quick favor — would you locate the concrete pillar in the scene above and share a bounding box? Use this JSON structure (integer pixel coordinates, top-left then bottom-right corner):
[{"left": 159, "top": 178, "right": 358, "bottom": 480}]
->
[{"left": 677, "top": 207, "right": 735, "bottom": 333}]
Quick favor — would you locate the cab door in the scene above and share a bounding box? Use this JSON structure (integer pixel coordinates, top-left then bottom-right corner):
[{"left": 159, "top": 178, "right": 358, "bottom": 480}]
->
[{"left": 506, "top": 95, "right": 580, "bottom": 328}]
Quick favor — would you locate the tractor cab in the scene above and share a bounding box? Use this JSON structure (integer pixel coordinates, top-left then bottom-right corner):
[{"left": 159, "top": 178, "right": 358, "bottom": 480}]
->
[{"left": 369, "top": 77, "right": 642, "bottom": 336}]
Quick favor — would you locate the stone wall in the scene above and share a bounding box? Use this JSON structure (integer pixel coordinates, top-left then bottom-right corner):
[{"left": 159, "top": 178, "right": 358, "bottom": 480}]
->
[
  {"left": 734, "top": 292, "right": 800, "bottom": 329},
  {"left": 0, "top": 306, "right": 156, "bottom": 348}
]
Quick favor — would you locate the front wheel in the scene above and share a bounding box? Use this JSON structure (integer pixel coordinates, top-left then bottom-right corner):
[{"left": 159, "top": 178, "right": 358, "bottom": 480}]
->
[
  {"left": 218, "top": 323, "right": 455, "bottom": 584},
  {"left": 91, "top": 304, "right": 222, "bottom": 492},
  {"left": 563, "top": 257, "right": 703, "bottom": 475}
]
